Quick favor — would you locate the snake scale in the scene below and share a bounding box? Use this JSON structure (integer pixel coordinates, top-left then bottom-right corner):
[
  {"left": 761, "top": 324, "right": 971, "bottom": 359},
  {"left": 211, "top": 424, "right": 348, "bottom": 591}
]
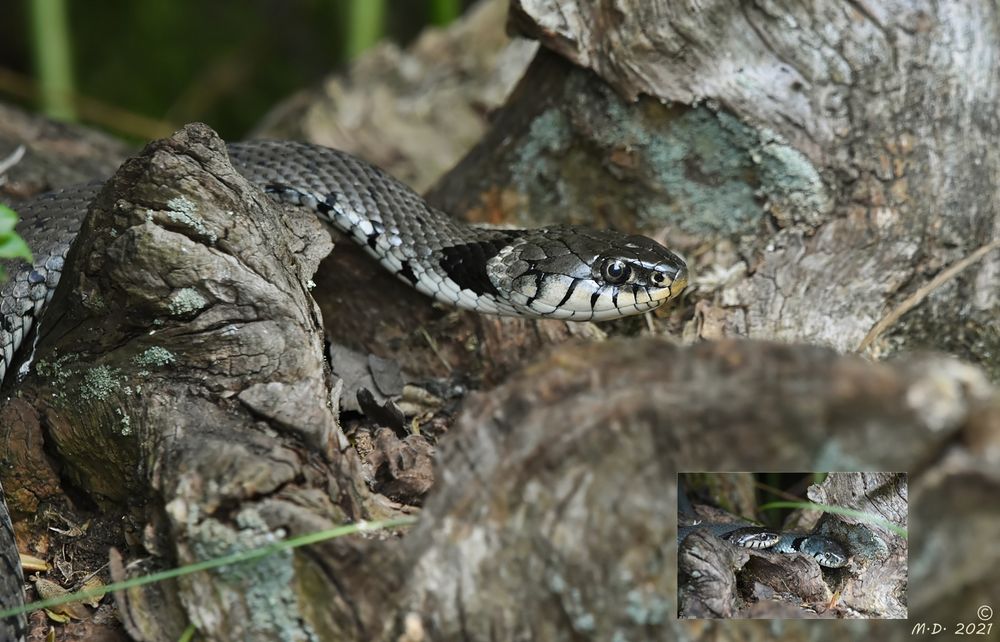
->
[{"left": 0, "top": 139, "right": 688, "bottom": 635}]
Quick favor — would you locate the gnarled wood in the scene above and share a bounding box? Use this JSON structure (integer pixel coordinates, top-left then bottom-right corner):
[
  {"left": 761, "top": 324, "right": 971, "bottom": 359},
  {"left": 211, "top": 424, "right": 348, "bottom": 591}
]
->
[
  {"left": 475, "top": 1, "right": 1000, "bottom": 376},
  {"left": 5, "top": 124, "right": 397, "bottom": 641}
]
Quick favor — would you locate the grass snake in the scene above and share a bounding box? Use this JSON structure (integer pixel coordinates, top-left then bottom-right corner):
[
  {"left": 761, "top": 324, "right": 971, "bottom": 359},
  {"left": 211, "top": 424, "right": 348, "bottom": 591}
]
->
[
  {"left": 677, "top": 521, "right": 849, "bottom": 568},
  {"left": 0, "top": 139, "right": 689, "bottom": 635},
  {"left": 676, "top": 477, "right": 848, "bottom": 569},
  {"left": 1, "top": 140, "right": 689, "bottom": 386}
]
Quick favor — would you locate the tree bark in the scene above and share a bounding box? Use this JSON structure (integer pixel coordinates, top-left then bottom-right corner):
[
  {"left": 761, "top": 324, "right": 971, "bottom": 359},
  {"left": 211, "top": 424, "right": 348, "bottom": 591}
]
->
[
  {"left": 387, "top": 342, "right": 990, "bottom": 638},
  {"left": 0, "top": 482, "right": 26, "bottom": 642},
  {"left": 474, "top": 1, "right": 1000, "bottom": 374}
]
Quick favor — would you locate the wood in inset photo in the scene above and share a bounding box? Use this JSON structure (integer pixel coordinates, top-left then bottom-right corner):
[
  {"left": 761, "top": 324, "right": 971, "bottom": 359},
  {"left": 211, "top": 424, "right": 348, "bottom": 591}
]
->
[{"left": 676, "top": 472, "right": 907, "bottom": 619}]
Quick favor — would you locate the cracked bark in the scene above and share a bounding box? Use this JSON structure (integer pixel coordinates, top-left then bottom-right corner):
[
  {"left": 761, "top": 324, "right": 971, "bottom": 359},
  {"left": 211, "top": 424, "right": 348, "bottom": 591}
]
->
[
  {"left": 483, "top": 1, "right": 1000, "bottom": 374},
  {"left": 389, "top": 341, "right": 993, "bottom": 638},
  {"left": 3, "top": 124, "right": 396, "bottom": 642}
]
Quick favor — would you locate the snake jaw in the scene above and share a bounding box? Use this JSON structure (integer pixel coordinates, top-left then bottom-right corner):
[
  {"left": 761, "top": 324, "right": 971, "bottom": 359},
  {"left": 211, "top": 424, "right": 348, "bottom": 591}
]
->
[{"left": 723, "top": 527, "right": 783, "bottom": 549}]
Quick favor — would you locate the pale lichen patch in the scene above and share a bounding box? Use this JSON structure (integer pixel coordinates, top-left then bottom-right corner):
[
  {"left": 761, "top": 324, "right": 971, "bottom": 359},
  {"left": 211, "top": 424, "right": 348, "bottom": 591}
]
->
[
  {"left": 165, "top": 196, "right": 218, "bottom": 244},
  {"left": 188, "top": 510, "right": 317, "bottom": 641},
  {"left": 168, "top": 288, "right": 208, "bottom": 316},
  {"left": 116, "top": 408, "right": 132, "bottom": 436},
  {"left": 79, "top": 365, "right": 124, "bottom": 401},
  {"left": 134, "top": 346, "right": 176, "bottom": 368}
]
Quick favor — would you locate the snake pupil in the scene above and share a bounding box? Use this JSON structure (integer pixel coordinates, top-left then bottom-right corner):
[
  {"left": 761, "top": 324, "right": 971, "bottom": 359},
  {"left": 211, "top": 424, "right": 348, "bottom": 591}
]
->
[{"left": 601, "top": 259, "right": 631, "bottom": 284}]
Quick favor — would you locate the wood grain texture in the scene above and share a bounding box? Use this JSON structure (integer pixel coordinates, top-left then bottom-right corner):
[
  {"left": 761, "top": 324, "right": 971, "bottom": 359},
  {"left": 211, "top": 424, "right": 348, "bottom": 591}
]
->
[{"left": 496, "top": 1, "right": 1000, "bottom": 371}]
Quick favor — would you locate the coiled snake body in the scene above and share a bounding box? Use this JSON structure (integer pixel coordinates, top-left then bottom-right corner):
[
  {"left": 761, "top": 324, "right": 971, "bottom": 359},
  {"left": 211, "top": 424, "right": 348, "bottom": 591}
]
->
[
  {"left": 0, "top": 140, "right": 688, "bottom": 635},
  {"left": 677, "top": 522, "right": 849, "bottom": 568}
]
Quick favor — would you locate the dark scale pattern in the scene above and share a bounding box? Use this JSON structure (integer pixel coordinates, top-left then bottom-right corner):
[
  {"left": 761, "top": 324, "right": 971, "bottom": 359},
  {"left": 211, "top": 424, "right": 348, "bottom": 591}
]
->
[
  {"left": 438, "top": 237, "right": 521, "bottom": 298},
  {"left": 677, "top": 522, "right": 849, "bottom": 568},
  {"left": 398, "top": 261, "right": 418, "bottom": 285},
  {"left": 228, "top": 142, "right": 528, "bottom": 315},
  {"left": 555, "top": 278, "right": 580, "bottom": 308},
  {"left": 229, "top": 141, "right": 507, "bottom": 260},
  {"left": 1, "top": 183, "right": 99, "bottom": 386}
]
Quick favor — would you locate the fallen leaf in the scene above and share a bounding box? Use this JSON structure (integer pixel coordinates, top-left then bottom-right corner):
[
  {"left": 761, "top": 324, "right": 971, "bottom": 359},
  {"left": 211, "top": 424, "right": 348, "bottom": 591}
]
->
[
  {"left": 80, "top": 577, "right": 107, "bottom": 607},
  {"left": 19, "top": 553, "right": 49, "bottom": 573},
  {"left": 30, "top": 576, "right": 91, "bottom": 620}
]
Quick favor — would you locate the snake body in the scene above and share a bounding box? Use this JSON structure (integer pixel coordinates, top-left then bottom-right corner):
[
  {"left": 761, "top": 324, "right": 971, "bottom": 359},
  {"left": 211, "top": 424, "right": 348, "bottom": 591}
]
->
[
  {"left": 676, "top": 478, "right": 848, "bottom": 569},
  {"left": 1, "top": 140, "right": 688, "bottom": 386},
  {"left": 677, "top": 522, "right": 849, "bottom": 568},
  {"left": 0, "top": 140, "right": 688, "bottom": 632},
  {"left": 1, "top": 482, "right": 26, "bottom": 641}
]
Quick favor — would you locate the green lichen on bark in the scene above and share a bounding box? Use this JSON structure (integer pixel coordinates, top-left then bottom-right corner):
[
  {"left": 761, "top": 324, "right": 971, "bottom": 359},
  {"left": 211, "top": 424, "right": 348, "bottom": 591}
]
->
[
  {"left": 133, "top": 346, "right": 176, "bottom": 368},
  {"left": 168, "top": 288, "right": 207, "bottom": 316},
  {"left": 164, "top": 196, "right": 218, "bottom": 244},
  {"left": 188, "top": 510, "right": 317, "bottom": 642},
  {"left": 504, "top": 72, "right": 827, "bottom": 237},
  {"left": 79, "top": 365, "right": 124, "bottom": 401}
]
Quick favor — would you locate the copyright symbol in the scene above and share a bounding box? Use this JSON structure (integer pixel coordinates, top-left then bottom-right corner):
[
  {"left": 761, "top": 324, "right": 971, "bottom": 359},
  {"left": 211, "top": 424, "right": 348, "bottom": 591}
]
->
[{"left": 978, "top": 605, "right": 993, "bottom": 620}]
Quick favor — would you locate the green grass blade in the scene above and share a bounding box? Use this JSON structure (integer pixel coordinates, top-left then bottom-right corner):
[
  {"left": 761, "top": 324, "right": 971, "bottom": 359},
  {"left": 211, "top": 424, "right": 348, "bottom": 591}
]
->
[
  {"left": 0, "top": 516, "right": 417, "bottom": 621},
  {"left": 344, "top": 0, "right": 386, "bottom": 59},
  {"left": 758, "top": 500, "right": 907, "bottom": 538},
  {"left": 28, "top": 0, "right": 77, "bottom": 121},
  {"left": 0, "top": 204, "right": 33, "bottom": 281},
  {"left": 177, "top": 622, "right": 197, "bottom": 642},
  {"left": 429, "top": 0, "right": 462, "bottom": 25}
]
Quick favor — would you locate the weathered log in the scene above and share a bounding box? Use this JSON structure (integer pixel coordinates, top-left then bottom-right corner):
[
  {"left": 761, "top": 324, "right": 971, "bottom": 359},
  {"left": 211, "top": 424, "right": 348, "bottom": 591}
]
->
[
  {"left": 430, "top": 1, "right": 1000, "bottom": 377},
  {"left": 0, "top": 482, "right": 26, "bottom": 642},
  {"left": 4, "top": 124, "right": 394, "bottom": 641},
  {"left": 386, "top": 340, "right": 993, "bottom": 638}
]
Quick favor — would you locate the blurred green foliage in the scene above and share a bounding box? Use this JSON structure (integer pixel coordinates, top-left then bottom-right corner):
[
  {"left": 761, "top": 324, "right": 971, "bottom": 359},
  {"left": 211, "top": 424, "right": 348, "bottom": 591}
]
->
[
  {"left": 345, "top": 0, "right": 386, "bottom": 59},
  {"left": 0, "top": 204, "right": 33, "bottom": 281},
  {"left": 29, "top": 0, "right": 76, "bottom": 120},
  {"left": 1, "top": 0, "right": 470, "bottom": 140}
]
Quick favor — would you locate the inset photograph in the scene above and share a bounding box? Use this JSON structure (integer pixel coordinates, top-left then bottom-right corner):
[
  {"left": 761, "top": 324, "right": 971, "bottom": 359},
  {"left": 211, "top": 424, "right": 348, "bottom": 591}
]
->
[{"left": 677, "top": 472, "right": 907, "bottom": 619}]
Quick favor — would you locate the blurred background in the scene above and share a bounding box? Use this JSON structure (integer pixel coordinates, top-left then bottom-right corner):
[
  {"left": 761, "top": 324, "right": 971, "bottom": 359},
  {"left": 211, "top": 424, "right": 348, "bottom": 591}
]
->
[{"left": 0, "top": 0, "right": 474, "bottom": 141}]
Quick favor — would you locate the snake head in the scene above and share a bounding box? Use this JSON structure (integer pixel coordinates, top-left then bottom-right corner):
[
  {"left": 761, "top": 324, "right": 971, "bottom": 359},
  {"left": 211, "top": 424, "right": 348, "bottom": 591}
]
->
[
  {"left": 488, "top": 227, "right": 688, "bottom": 321},
  {"left": 722, "top": 526, "right": 782, "bottom": 549},
  {"left": 798, "top": 536, "right": 849, "bottom": 568}
]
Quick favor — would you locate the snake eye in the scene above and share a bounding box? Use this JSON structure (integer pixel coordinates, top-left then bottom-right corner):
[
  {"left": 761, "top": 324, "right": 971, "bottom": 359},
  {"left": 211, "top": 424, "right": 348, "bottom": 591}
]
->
[{"left": 600, "top": 259, "right": 631, "bottom": 285}]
